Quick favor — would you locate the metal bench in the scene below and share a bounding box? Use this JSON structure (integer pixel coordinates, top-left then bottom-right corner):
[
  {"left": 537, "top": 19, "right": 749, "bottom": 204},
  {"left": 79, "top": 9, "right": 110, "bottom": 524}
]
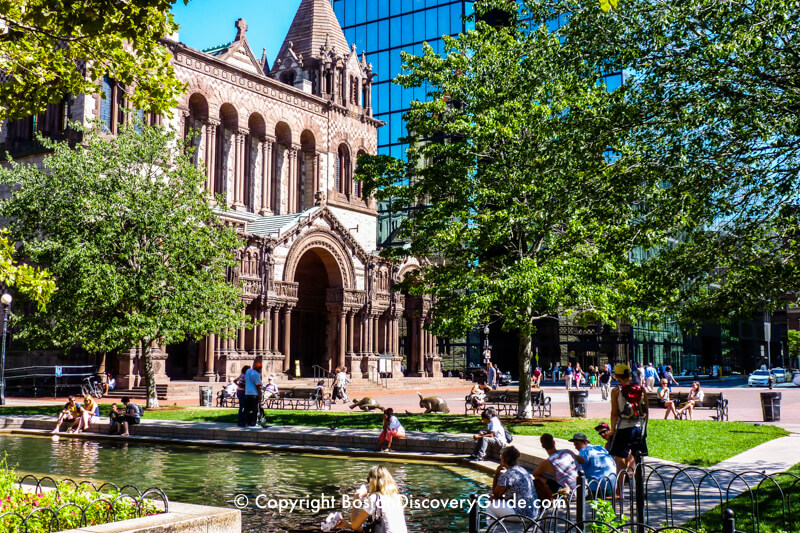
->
[
  {"left": 470, "top": 389, "right": 551, "bottom": 417},
  {"left": 645, "top": 391, "right": 728, "bottom": 421},
  {"left": 262, "top": 387, "right": 332, "bottom": 410}
]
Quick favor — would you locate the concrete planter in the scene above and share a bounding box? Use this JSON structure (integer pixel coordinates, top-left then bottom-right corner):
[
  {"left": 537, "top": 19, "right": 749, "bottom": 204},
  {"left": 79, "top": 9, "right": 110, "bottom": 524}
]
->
[{"left": 59, "top": 501, "right": 240, "bottom": 532}]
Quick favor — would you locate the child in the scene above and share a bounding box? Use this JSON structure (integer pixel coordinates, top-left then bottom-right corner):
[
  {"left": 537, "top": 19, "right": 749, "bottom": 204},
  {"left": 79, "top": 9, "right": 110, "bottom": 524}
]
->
[
  {"left": 109, "top": 403, "right": 125, "bottom": 434},
  {"left": 314, "top": 380, "right": 331, "bottom": 410}
]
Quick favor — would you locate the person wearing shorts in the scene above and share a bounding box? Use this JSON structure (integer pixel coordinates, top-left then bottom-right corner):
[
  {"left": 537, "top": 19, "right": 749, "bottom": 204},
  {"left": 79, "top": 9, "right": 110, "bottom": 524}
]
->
[
  {"left": 120, "top": 396, "right": 141, "bottom": 436},
  {"left": 608, "top": 364, "right": 648, "bottom": 474}
]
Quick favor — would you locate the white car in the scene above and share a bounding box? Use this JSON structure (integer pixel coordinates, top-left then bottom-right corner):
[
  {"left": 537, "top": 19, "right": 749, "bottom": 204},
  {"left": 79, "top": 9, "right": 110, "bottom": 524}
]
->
[
  {"left": 748, "top": 369, "right": 776, "bottom": 387},
  {"left": 770, "top": 368, "right": 786, "bottom": 383}
]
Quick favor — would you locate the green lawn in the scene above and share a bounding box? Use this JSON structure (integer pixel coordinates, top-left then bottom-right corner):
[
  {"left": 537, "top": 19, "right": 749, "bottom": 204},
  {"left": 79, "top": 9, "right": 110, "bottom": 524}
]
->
[
  {"left": 1, "top": 405, "right": 786, "bottom": 467},
  {"left": 697, "top": 461, "right": 800, "bottom": 533}
]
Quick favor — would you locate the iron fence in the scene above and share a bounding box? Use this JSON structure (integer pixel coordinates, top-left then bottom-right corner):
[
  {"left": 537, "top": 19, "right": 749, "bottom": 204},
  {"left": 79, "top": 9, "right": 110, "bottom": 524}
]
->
[
  {"left": 4, "top": 365, "right": 97, "bottom": 398},
  {"left": 468, "top": 460, "right": 799, "bottom": 533},
  {"left": 0, "top": 475, "right": 169, "bottom": 532}
]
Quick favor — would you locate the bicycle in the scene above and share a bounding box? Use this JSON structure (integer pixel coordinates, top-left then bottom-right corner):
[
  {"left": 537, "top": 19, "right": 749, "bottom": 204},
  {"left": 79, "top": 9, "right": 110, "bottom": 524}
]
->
[{"left": 81, "top": 376, "right": 104, "bottom": 399}]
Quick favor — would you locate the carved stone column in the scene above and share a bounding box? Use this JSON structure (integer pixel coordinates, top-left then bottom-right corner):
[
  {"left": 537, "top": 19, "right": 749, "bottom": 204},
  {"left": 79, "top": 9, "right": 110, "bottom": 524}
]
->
[
  {"left": 415, "top": 316, "right": 427, "bottom": 377},
  {"left": 205, "top": 119, "right": 219, "bottom": 199},
  {"left": 372, "top": 316, "right": 379, "bottom": 354},
  {"left": 338, "top": 310, "right": 347, "bottom": 369},
  {"left": 201, "top": 333, "right": 216, "bottom": 381},
  {"left": 287, "top": 146, "right": 298, "bottom": 213},
  {"left": 232, "top": 130, "right": 247, "bottom": 209},
  {"left": 282, "top": 305, "right": 292, "bottom": 371},
  {"left": 238, "top": 307, "right": 246, "bottom": 352},
  {"left": 313, "top": 152, "right": 320, "bottom": 198},
  {"left": 347, "top": 311, "right": 355, "bottom": 356},
  {"left": 260, "top": 136, "right": 275, "bottom": 215},
  {"left": 272, "top": 306, "right": 280, "bottom": 354}
]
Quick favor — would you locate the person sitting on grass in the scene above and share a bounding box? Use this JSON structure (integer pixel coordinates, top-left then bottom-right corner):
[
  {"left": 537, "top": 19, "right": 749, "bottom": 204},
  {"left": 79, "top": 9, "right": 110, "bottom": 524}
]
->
[
  {"left": 51, "top": 395, "right": 81, "bottom": 434},
  {"left": 377, "top": 408, "right": 406, "bottom": 452},
  {"left": 314, "top": 380, "right": 331, "bottom": 410},
  {"left": 657, "top": 379, "right": 679, "bottom": 419},
  {"left": 677, "top": 381, "right": 704, "bottom": 420},
  {"left": 568, "top": 432, "right": 617, "bottom": 492},
  {"left": 75, "top": 394, "right": 100, "bottom": 434},
  {"left": 109, "top": 403, "right": 125, "bottom": 434},
  {"left": 469, "top": 408, "right": 508, "bottom": 461},
  {"left": 488, "top": 446, "right": 538, "bottom": 520},
  {"left": 120, "top": 396, "right": 141, "bottom": 437},
  {"left": 531, "top": 433, "right": 579, "bottom": 500}
]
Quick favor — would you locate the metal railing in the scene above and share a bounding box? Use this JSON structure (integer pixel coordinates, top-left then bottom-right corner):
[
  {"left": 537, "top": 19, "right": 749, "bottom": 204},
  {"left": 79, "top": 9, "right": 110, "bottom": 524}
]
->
[
  {"left": 1, "top": 475, "right": 169, "bottom": 532},
  {"left": 468, "top": 460, "right": 798, "bottom": 533},
  {"left": 4, "top": 365, "right": 97, "bottom": 398},
  {"left": 312, "top": 365, "right": 334, "bottom": 388}
]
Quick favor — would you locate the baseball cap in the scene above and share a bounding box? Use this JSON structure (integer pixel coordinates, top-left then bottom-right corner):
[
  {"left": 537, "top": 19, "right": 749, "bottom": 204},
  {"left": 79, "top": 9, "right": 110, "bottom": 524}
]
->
[
  {"left": 568, "top": 432, "right": 589, "bottom": 442},
  {"left": 594, "top": 422, "right": 610, "bottom": 432},
  {"left": 614, "top": 363, "right": 631, "bottom": 376}
]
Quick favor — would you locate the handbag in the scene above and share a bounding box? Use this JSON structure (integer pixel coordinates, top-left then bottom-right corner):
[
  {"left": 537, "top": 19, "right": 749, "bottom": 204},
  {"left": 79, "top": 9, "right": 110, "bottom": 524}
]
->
[{"left": 362, "top": 495, "right": 386, "bottom": 533}]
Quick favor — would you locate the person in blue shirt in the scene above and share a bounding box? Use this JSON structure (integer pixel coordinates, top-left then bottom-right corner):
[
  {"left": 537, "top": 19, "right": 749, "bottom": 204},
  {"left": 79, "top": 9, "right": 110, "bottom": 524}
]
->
[
  {"left": 644, "top": 362, "right": 659, "bottom": 392},
  {"left": 568, "top": 432, "right": 617, "bottom": 493}
]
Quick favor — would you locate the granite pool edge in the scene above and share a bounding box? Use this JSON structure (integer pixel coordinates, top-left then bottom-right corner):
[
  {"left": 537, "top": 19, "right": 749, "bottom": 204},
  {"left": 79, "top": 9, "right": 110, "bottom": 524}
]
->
[{"left": 0, "top": 415, "right": 542, "bottom": 474}]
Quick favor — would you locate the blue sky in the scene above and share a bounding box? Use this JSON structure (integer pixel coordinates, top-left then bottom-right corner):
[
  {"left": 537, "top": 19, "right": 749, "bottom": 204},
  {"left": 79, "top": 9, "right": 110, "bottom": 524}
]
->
[{"left": 172, "top": 0, "right": 304, "bottom": 66}]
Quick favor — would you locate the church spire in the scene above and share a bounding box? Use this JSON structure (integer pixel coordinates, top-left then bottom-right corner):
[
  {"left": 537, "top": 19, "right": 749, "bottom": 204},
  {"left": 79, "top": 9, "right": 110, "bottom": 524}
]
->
[{"left": 273, "top": 0, "right": 349, "bottom": 65}]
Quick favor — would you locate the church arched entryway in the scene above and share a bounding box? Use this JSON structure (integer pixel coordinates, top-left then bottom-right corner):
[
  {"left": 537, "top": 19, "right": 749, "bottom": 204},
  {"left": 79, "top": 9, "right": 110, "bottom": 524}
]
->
[{"left": 291, "top": 247, "right": 344, "bottom": 375}]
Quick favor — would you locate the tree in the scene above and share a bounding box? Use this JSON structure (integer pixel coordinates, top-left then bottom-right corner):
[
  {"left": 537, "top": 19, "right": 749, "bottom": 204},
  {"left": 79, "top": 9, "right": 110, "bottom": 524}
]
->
[
  {"left": 534, "top": 0, "right": 800, "bottom": 325},
  {"left": 0, "top": 0, "right": 186, "bottom": 121},
  {"left": 0, "top": 123, "right": 247, "bottom": 407},
  {"left": 0, "top": 231, "right": 55, "bottom": 309},
  {"left": 357, "top": 0, "right": 661, "bottom": 417},
  {"left": 788, "top": 330, "right": 800, "bottom": 369}
]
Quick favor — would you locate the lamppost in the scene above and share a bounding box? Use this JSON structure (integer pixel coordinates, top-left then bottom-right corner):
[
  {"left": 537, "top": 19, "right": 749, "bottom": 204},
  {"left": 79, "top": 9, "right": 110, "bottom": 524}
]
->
[{"left": 0, "top": 293, "right": 12, "bottom": 406}]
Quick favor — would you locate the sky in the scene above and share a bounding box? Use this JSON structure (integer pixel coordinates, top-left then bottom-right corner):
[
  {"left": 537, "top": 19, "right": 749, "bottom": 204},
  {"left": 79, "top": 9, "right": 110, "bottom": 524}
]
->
[{"left": 171, "top": 0, "right": 304, "bottom": 66}]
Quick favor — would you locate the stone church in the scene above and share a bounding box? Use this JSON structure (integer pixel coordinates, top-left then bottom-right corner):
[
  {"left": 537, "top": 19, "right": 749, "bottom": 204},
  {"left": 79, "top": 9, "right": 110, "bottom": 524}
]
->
[{"left": 0, "top": 0, "right": 442, "bottom": 389}]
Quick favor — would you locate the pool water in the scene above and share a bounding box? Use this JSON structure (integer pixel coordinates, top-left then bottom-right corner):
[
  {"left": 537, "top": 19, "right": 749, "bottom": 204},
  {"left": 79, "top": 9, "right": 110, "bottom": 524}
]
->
[{"left": 0, "top": 435, "right": 488, "bottom": 532}]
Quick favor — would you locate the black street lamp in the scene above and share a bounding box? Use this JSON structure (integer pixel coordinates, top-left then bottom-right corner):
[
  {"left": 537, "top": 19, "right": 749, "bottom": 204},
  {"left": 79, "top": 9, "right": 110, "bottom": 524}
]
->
[{"left": 0, "top": 293, "right": 11, "bottom": 406}]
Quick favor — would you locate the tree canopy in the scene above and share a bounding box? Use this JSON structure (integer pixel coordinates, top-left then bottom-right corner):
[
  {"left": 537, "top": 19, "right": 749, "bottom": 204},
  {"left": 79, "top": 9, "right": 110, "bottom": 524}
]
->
[
  {"left": 0, "top": 123, "right": 247, "bottom": 407},
  {"left": 0, "top": 231, "right": 55, "bottom": 310},
  {"left": 357, "top": 0, "right": 800, "bottom": 414},
  {"left": 0, "top": 0, "right": 186, "bottom": 121},
  {"left": 357, "top": 0, "right": 659, "bottom": 416}
]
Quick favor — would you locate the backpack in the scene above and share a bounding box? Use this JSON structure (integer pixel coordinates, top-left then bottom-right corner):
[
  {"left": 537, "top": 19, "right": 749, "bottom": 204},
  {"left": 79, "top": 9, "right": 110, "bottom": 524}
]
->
[
  {"left": 504, "top": 428, "right": 514, "bottom": 444},
  {"left": 619, "top": 383, "right": 646, "bottom": 420}
]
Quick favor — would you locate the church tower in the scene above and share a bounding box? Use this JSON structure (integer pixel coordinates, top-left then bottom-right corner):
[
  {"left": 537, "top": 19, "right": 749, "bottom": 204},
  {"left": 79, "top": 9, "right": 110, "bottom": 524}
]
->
[{"left": 270, "top": 0, "right": 374, "bottom": 115}]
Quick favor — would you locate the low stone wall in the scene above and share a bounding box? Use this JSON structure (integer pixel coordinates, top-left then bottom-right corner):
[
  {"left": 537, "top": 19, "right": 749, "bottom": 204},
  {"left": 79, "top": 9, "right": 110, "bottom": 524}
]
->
[
  {"left": 0, "top": 415, "right": 546, "bottom": 471},
  {"left": 59, "top": 501, "right": 240, "bottom": 532}
]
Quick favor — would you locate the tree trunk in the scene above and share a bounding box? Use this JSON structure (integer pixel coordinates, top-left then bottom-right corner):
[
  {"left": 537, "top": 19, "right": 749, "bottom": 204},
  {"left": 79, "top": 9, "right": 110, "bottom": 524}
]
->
[
  {"left": 142, "top": 341, "right": 159, "bottom": 408},
  {"left": 517, "top": 329, "right": 533, "bottom": 418},
  {"left": 97, "top": 352, "right": 107, "bottom": 374}
]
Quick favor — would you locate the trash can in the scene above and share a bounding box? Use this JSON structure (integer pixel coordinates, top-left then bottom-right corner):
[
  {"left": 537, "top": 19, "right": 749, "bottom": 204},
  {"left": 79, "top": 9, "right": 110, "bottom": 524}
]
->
[
  {"left": 760, "top": 392, "right": 781, "bottom": 422},
  {"left": 569, "top": 390, "right": 589, "bottom": 418},
  {"left": 199, "top": 385, "right": 214, "bottom": 407}
]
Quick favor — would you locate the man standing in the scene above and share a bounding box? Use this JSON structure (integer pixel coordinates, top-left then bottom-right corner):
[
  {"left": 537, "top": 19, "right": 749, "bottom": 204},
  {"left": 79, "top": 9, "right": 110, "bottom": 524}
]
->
[
  {"left": 609, "top": 363, "right": 648, "bottom": 473},
  {"left": 598, "top": 367, "right": 611, "bottom": 401},
  {"left": 568, "top": 432, "right": 617, "bottom": 491},
  {"left": 469, "top": 408, "right": 507, "bottom": 461},
  {"left": 564, "top": 363, "right": 573, "bottom": 390},
  {"left": 532, "top": 433, "right": 579, "bottom": 500},
  {"left": 244, "top": 360, "right": 263, "bottom": 427},
  {"left": 644, "top": 363, "right": 658, "bottom": 392},
  {"left": 486, "top": 362, "right": 497, "bottom": 391}
]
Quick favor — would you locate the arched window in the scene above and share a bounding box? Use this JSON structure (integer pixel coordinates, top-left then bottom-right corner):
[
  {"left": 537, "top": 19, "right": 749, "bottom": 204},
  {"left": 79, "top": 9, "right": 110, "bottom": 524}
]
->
[
  {"left": 280, "top": 70, "right": 296, "bottom": 86},
  {"left": 336, "top": 144, "right": 350, "bottom": 194}
]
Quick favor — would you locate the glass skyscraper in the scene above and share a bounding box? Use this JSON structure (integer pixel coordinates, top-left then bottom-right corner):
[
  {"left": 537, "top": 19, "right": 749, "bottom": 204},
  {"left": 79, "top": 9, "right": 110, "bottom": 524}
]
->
[{"left": 333, "top": 0, "right": 475, "bottom": 246}]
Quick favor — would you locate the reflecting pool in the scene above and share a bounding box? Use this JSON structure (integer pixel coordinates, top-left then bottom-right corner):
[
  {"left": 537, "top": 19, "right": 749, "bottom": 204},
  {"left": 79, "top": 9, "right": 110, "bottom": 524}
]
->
[{"left": 0, "top": 435, "right": 489, "bottom": 532}]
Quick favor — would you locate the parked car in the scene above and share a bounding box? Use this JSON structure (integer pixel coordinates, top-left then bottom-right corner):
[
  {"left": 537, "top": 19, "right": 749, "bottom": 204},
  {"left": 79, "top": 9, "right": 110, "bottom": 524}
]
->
[
  {"left": 748, "top": 369, "right": 777, "bottom": 387},
  {"left": 462, "top": 365, "right": 487, "bottom": 383},
  {"left": 770, "top": 368, "right": 786, "bottom": 383},
  {"left": 497, "top": 369, "right": 513, "bottom": 386}
]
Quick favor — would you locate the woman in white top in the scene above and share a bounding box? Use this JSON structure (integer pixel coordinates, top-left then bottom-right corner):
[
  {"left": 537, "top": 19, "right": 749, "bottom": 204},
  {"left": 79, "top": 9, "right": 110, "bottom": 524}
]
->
[
  {"left": 678, "top": 381, "right": 704, "bottom": 420},
  {"left": 337, "top": 465, "right": 408, "bottom": 533},
  {"left": 657, "top": 379, "right": 679, "bottom": 419}
]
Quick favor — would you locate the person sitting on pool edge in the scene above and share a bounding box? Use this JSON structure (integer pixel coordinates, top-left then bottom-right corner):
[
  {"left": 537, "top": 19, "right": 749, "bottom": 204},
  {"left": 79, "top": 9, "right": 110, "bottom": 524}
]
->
[
  {"left": 377, "top": 408, "right": 406, "bottom": 452},
  {"left": 488, "top": 446, "right": 538, "bottom": 520},
  {"left": 119, "top": 397, "right": 142, "bottom": 437},
  {"left": 531, "top": 433, "right": 579, "bottom": 500},
  {"left": 469, "top": 408, "right": 508, "bottom": 461},
  {"left": 568, "top": 432, "right": 617, "bottom": 492},
  {"left": 51, "top": 395, "right": 81, "bottom": 433}
]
